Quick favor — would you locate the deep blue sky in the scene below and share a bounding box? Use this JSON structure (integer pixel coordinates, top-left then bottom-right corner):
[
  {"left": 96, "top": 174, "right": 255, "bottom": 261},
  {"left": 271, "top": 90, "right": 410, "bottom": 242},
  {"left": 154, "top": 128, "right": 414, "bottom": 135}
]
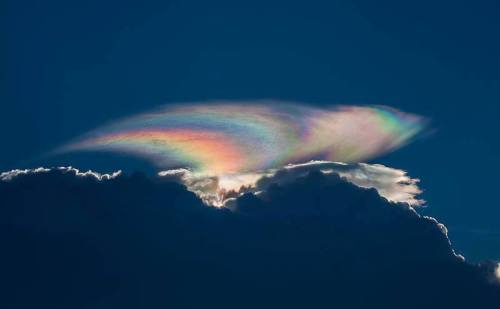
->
[{"left": 2, "top": 0, "right": 500, "bottom": 261}]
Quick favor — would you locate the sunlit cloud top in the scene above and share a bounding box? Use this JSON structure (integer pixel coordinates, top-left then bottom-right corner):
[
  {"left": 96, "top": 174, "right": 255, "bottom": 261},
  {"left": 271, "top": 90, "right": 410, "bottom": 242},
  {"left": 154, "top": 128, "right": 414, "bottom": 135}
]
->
[{"left": 58, "top": 101, "right": 426, "bottom": 175}]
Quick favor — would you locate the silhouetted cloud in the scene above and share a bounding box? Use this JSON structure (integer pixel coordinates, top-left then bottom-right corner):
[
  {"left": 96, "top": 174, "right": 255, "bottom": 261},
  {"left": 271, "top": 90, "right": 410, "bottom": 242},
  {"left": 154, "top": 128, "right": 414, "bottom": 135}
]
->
[
  {"left": 0, "top": 166, "right": 121, "bottom": 181},
  {"left": 1, "top": 166, "right": 499, "bottom": 308},
  {"left": 157, "top": 161, "right": 423, "bottom": 206},
  {"left": 255, "top": 161, "right": 424, "bottom": 206}
]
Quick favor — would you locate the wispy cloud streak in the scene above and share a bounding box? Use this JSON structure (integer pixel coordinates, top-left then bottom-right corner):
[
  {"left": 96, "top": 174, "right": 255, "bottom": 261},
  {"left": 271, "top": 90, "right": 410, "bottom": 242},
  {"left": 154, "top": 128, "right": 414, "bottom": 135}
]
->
[{"left": 58, "top": 101, "right": 426, "bottom": 175}]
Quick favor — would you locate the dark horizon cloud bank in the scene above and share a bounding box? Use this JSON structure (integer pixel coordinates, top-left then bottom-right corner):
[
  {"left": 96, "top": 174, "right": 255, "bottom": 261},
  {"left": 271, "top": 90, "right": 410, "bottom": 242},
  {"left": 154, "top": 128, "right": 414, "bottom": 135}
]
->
[{"left": 1, "top": 165, "right": 499, "bottom": 308}]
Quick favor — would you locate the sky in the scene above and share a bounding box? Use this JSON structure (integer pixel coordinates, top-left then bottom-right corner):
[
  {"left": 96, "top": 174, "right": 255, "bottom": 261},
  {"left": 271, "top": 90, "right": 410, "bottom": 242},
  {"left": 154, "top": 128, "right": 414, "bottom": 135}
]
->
[{"left": 2, "top": 0, "right": 500, "bottom": 262}]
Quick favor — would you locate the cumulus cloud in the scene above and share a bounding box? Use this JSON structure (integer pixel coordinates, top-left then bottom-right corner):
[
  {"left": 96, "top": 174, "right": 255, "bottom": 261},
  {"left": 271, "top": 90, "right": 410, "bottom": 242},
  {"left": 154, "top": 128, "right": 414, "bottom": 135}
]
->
[
  {"left": 156, "top": 161, "right": 423, "bottom": 207},
  {"left": 260, "top": 161, "right": 424, "bottom": 206},
  {"left": 1, "top": 165, "right": 499, "bottom": 308},
  {"left": 0, "top": 166, "right": 121, "bottom": 182},
  {"left": 0, "top": 167, "right": 51, "bottom": 181}
]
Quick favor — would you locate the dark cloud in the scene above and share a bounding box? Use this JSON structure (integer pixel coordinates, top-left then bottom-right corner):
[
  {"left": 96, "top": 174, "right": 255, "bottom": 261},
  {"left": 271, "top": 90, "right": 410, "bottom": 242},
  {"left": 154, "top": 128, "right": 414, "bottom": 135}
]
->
[
  {"left": 157, "top": 161, "right": 424, "bottom": 206},
  {"left": 1, "top": 167, "right": 499, "bottom": 308},
  {"left": 252, "top": 161, "right": 424, "bottom": 205}
]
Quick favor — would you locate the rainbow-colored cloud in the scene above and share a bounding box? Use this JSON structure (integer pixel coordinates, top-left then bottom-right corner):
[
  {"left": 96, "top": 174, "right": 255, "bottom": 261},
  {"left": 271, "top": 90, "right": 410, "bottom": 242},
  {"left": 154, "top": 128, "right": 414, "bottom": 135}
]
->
[{"left": 59, "top": 102, "right": 426, "bottom": 175}]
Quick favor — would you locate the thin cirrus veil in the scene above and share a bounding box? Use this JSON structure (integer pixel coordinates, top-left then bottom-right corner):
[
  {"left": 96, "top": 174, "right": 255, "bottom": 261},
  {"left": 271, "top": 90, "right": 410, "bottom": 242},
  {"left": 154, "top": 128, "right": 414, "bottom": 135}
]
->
[{"left": 59, "top": 101, "right": 426, "bottom": 175}]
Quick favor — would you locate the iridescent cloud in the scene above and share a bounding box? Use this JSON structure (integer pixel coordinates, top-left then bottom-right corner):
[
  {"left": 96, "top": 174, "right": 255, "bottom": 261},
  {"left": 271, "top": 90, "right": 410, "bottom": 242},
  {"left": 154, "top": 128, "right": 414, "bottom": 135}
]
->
[{"left": 59, "top": 101, "right": 426, "bottom": 175}]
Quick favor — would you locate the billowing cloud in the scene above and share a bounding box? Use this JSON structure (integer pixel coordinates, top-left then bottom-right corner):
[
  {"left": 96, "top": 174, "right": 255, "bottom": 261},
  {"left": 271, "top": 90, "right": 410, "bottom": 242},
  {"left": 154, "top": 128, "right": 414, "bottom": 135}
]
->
[
  {"left": 0, "top": 167, "right": 51, "bottom": 181},
  {"left": 1, "top": 165, "right": 499, "bottom": 308},
  {"left": 0, "top": 166, "right": 121, "bottom": 181},
  {"left": 156, "top": 161, "right": 423, "bottom": 207},
  {"left": 56, "top": 102, "right": 426, "bottom": 175},
  {"left": 259, "top": 161, "right": 424, "bottom": 206}
]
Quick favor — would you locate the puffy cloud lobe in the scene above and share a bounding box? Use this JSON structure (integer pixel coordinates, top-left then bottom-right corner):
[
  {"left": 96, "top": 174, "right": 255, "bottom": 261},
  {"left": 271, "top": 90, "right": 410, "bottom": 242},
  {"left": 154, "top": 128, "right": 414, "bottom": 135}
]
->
[
  {"left": 1, "top": 167, "right": 499, "bottom": 308},
  {"left": 0, "top": 166, "right": 122, "bottom": 181},
  {"left": 158, "top": 168, "right": 222, "bottom": 205},
  {"left": 0, "top": 167, "right": 51, "bottom": 180},
  {"left": 158, "top": 161, "right": 424, "bottom": 207},
  {"left": 257, "top": 161, "right": 424, "bottom": 206}
]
